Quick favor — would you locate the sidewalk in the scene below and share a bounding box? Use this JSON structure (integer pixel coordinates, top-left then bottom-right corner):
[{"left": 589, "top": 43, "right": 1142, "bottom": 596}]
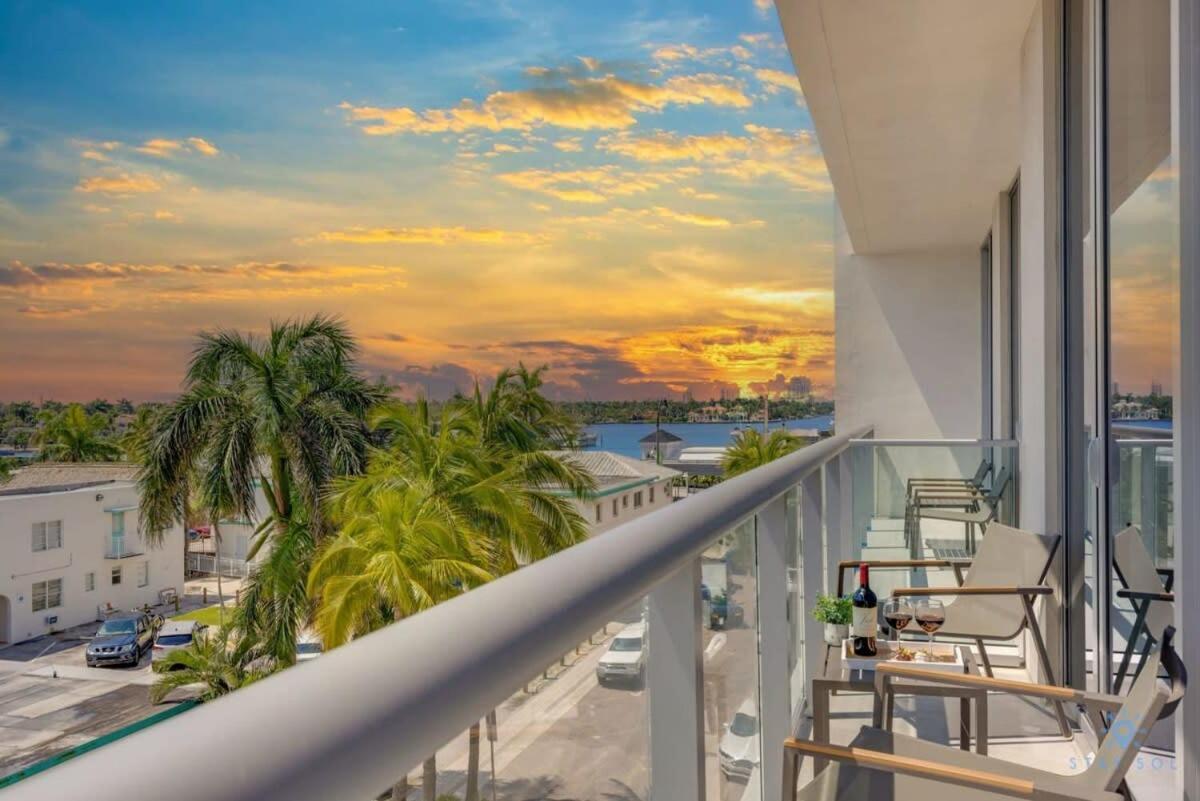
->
[{"left": 414, "top": 623, "right": 622, "bottom": 794}]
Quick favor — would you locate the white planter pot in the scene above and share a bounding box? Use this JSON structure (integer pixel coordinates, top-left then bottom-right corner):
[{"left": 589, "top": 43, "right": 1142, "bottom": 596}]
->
[{"left": 823, "top": 623, "right": 849, "bottom": 646}]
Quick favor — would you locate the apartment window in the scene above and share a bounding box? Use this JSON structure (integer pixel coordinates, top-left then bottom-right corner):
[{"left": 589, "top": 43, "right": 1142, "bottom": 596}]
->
[
  {"left": 84, "top": 572, "right": 95, "bottom": 592},
  {"left": 650, "top": 485, "right": 655, "bottom": 503},
  {"left": 622, "top": 495, "right": 629, "bottom": 508},
  {"left": 594, "top": 504, "right": 602, "bottom": 523},
  {"left": 32, "top": 520, "right": 63, "bottom": 552},
  {"left": 111, "top": 566, "right": 122, "bottom": 586},
  {"left": 137, "top": 562, "right": 149, "bottom": 587},
  {"left": 612, "top": 499, "right": 619, "bottom": 517},
  {"left": 634, "top": 491, "right": 643, "bottom": 509},
  {"left": 32, "top": 578, "right": 63, "bottom": 612}
]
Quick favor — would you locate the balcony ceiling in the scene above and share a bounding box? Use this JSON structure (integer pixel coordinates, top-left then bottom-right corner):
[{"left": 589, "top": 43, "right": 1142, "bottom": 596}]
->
[{"left": 776, "top": 0, "right": 1036, "bottom": 255}]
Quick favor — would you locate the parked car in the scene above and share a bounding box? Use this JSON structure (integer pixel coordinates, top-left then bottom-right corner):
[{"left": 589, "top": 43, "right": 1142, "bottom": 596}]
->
[
  {"left": 152, "top": 620, "right": 207, "bottom": 668},
  {"left": 709, "top": 591, "right": 745, "bottom": 630},
  {"left": 595, "top": 622, "right": 646, "bottom": 687},
  {"left": 296, "top": 633, "right": 324, "bottom": 663},
  {"left": 718, "top": 699, "right": 760, "bottom": 781},
  {"left": 86, "top": 612, "right": 157, "bottom": 668}
]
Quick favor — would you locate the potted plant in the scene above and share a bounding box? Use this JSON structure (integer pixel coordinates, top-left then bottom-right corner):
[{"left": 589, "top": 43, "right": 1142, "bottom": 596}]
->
[{"left": 812, "top": 594, "right": 852, "bottom": 646}]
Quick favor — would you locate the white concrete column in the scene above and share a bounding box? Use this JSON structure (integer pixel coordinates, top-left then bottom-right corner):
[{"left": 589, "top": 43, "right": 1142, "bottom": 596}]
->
[
  {"left": 647, "top": 559, "right": 705, "bottom": 801},
  {"left": 800, "top": 471, "right": 825, "bottom": 713},
  {"left": 755, "top": 496, "right": 790, "bottom": 801}
]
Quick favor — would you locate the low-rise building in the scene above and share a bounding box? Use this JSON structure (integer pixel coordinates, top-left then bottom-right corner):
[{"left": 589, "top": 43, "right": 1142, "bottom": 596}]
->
[
  {"left": 0, "top": 464, "right": 184, "bottom": 645},
  {"left": 548, "top": 450, "right": 679, "bottom": 535}
]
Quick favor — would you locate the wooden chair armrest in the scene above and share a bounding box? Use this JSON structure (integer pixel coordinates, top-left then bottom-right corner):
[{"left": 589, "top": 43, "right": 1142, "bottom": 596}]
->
[
  {"left": 783, "top": 739, "right": 1037, "bottom": 797},
  {"left": 892, "top": 585, "right": 1052, "bottom": 597},
  {"left": 873, "top": 663, "right": 1079, "bottom": 702},
  {"left": 836, "top": 560, "right": 965, "bottom": 594},
  {"left": 1115, "top": 589, "right": 1174, "bottom": 603}
]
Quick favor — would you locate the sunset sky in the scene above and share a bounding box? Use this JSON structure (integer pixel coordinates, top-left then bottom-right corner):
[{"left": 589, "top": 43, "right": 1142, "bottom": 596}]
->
[{"left": 0, "top": 0, "right": 836, "bottom": 402}]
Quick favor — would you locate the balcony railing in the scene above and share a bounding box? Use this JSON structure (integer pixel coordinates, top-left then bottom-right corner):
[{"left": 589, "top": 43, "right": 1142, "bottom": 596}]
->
[
  {"left": 8, "top": 424, "right": 871, "bottom": 801},
  {"left": 104, "top": 538, "right": 143, "bottom": 559}
]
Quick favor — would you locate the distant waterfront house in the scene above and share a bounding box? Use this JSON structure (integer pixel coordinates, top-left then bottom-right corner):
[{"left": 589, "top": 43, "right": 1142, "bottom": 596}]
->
[
  {"left": 637, "top": 429, "right": 684, "bottom": 461},
  {"left": 547, "top": 450, "right": 679, "bottom": 536},
  {"left": 0, "top": 464, "right": 184, "bottom": 645}
]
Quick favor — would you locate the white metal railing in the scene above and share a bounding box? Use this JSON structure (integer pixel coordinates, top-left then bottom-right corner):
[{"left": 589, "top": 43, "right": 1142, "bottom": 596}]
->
[
  {"left": 8, "top": 425, "right": 870, "bottom": 801},
  {"left": 185, "top": 551, "right": 251, "bottom": 578}
]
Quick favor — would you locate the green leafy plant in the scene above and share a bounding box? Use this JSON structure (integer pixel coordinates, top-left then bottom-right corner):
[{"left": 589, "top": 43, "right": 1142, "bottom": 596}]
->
[{"left": 811, "top": 593, "right": 852, "bottom": 625}]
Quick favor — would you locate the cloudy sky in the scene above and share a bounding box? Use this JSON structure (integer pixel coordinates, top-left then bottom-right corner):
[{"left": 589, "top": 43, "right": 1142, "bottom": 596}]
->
[{"left": 0, "top": 0, "right": 836, "bottom": 402}]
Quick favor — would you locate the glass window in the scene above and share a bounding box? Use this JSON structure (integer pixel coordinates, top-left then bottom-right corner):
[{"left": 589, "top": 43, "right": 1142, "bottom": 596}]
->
[
  {"left": 32, "top": 579, "right": 63, "bottom": 611},
  {"left": 111, "top": 566, "right": 122, "bottom": 585},
  {"left": 634, "top": 491, "right": 643, "bottom": 509},
  {"left": 97, "top": 618, "right": 136, "bottom": 636},
  {"left": 650, "top": 485, "right": 656, "bottom": 503},
  {"left": 32, "top": 520, "right": 63, "bottom": 551},
  {"left": 622, "top": 494, "right": 629, "bottom": 508},
  {"left": 594, "top": 504, "right": 602, "bottom": 523},
  {"left": 85, "top": 572, "right": 95, "bottom": 592},
  {"left": 612, "top": 499, "right": 618, "bottom": 517},
  {"left": 138, "top": 562, "right": 149, "bottom": 587}
]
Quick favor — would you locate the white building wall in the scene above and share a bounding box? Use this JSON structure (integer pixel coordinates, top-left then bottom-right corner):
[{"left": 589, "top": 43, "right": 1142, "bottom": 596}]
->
[
  {"left": 0, "top": 483, "right": 184, "bottom": 644},
  {"left": 580, "top": 480, "right": 675, "bottom": 536},
  {"left": 833, "top": 210, "right": 984, "bottom": 439}
]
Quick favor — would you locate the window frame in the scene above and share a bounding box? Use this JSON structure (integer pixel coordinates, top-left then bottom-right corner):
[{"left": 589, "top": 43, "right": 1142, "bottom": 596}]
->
[
  {"left": 111, "top": 566, "right": 123, "bottom": 586},
  {"left": 32, "top": 578, "right": 63, "bottom": 612}
]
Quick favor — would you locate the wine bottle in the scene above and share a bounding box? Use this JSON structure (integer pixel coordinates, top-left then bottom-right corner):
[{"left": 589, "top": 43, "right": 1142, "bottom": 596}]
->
[{"left": 851, "top": 563, "right": 878, "bottom": 657}]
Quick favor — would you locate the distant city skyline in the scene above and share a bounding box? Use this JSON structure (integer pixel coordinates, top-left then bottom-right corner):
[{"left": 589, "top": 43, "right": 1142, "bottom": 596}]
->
[{"left": 0, "top": 0, "right": 835, "bottom": 403}]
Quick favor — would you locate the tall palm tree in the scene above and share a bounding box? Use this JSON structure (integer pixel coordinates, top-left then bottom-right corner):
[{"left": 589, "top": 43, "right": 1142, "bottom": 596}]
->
[
  {"left": 721, "top": 428, "right": 803, "bottom": 478},
  {"left": 150, "top": 624, "right": 267, "bottom": 704},
  {"left": 138, "top": 316, "right": 385, "bottom": 659},
  {"left": 34, "top": 404, "right": 122, "bottom": 462},
  {"left": 139, "top": 314, "right": 385, "bottom": 543},
  {"left": 316, "top": 394, "right": 594, "bottom": 801},
  {"left": 311, "top": 483, "right": 493, "bottom": 801}
]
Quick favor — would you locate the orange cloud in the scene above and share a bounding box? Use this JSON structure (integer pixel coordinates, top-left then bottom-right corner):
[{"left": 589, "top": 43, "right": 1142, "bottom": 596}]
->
[
  {"left": 187, "top": 137, "right": 220, "bottom": 156},
  {"left": 307, "top": 225, "right": 543, "bottom": 245},
  {"left": 754, "top": 68, "right": 804, "bottom": 99},
  {"left": 599, "top": 125, "right": 830, "bottom": 191},
  {"left": 75, "top": 173, "right": 162, "bottom": 195},
  {"left": 497, "top": 165, "right": 696, "bottom": 203},
  {"left": 134, "top": 137, "right": 220, "bottom": 157},
  {"left": 340, "top": 73, "right": 751, "bottom": 135}
]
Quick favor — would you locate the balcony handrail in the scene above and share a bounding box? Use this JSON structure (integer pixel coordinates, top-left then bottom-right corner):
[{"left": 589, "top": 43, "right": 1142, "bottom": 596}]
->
[
  {"left": 849, "top": 437, "right": 1019, "bottom": 447},
  {"left": 8, "top": 425, "right": 871, "bottom": 801}
]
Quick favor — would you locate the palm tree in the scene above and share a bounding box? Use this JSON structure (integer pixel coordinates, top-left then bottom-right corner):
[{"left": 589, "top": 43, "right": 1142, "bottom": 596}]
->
[
  {"left": 33, "top": 404, "right": 122, "bottom": 462},
  {"left": 315, "top": 393, "right": 594, "bottom": 801},
  {"left": 721, "top": 428, "right": 803, "bottom": 478},
  {"left": 140, "top": 315, "right": 385, "bottom": 543},
  {"left": 138, "top": 315, "right": 386, "bottom": 659},
  {"left": 149, "top": 624, "right": 267, "bottom": 704},
  {"left": 311, "top": 484, "right": 493, "bottom": 801}
]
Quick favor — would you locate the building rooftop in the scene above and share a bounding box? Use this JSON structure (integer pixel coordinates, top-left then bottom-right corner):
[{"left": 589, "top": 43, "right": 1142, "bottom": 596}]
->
[
  {"left": 0, "top": 463, "right": 139, "bottom": 497},
  {"left": 637, "top": 429, "right": 683, "bottom": 444},
  {"left": 546, "top": 450, "right": 679, "bottom": 494}
]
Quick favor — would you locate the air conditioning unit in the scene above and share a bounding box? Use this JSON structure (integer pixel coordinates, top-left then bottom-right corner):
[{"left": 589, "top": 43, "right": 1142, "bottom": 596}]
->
[{"left": 44, "top": 615, "right": 58, "bottom": 625}]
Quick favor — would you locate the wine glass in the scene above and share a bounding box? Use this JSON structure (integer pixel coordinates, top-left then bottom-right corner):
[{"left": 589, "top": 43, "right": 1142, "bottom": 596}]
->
[
  {"left": 914, "top": 598, "right": 946, "bottom": 659},
  {"left": 882, "top": 597, "right": 913, "bottom": 655}
]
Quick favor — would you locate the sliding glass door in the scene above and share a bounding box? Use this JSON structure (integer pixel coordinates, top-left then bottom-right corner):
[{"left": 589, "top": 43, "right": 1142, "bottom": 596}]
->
[{"left": 1066, "top": 0, "right": 1179, "bottom": 713}]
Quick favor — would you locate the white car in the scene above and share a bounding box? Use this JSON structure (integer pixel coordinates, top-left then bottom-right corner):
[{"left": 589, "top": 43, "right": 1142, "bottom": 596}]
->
[
  {"left": 152, "top": 620, "right": 207, "bottom": 668},
  {"left": 595, "top": 622, "right": 645, "bottom": 687},
  {"left": 718, "top": 699, "right": 760, "bottom": 781}
]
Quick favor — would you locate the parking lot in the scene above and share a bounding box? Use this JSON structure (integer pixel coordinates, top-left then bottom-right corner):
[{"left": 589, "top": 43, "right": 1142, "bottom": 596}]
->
[{"left": 0, "top": 577, "right": 236, "bottom": 783}]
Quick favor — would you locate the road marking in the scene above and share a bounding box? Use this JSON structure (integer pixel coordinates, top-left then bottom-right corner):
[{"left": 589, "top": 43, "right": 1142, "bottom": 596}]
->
[{"left": 705, "top": 633, "right": 726, "bottom": 661}]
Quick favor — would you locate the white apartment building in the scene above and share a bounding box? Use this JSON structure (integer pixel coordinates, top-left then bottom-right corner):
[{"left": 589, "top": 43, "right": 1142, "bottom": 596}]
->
[{"left": 0, "top": 464, "right": 184, "bottom": 645}]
